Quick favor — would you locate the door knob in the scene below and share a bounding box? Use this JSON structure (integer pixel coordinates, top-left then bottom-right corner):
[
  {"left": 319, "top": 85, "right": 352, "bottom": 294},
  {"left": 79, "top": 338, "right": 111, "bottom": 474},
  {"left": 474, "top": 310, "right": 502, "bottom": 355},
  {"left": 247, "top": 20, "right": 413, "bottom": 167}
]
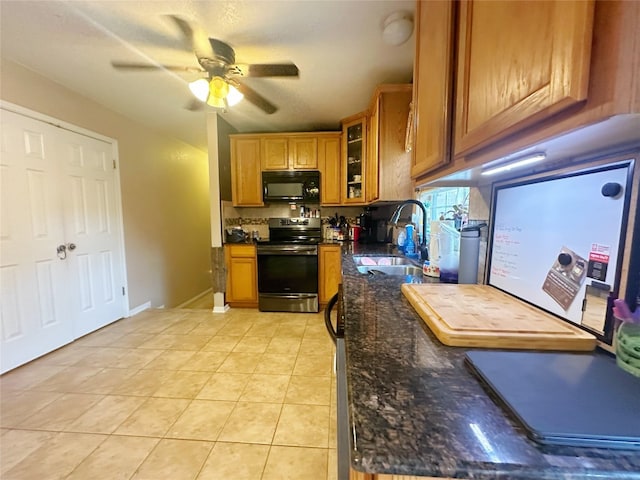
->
[
  {"left": 56, "top": 244, "right": 67, "bottom": 260},
  {"left": 67, "top": 243, "right": 76, "bottom": 251}
]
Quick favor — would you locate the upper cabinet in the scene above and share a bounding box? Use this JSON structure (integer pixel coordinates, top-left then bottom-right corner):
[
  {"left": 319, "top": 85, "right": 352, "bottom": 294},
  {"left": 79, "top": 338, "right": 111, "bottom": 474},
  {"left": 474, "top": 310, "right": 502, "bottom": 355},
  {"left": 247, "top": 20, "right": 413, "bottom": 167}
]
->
[
  {"left": 231, "top": 132, "right": 339, "bottom": 206},
  {"left": 318, "top": 134, "right": 342, "bottom": 206},
  {"left": 411, "top": 0, "right": 455, "bottom": 178},
  {"left": 230, "top": 136, "right": 263, "bottom": 207},
  {"left": 367, "top": 85, "right": 414, "bottom": 202},
  {"left": 261, "top": 136, "right": 289, "bottom": 170},
  {"left": 289, "top": 136, "right": 318, "bottom": 169},
  {"left": 454, "top": 0, "right": 595, "bottom": 157},
  {"left": 341, "top": 113, "right": 367, "bottom": 204},
  {"left": 412, "top": 0, "right": 639, "bottom": 184},
  {"left": 262, "top": 135, "right": 318, "bottom": 170}
]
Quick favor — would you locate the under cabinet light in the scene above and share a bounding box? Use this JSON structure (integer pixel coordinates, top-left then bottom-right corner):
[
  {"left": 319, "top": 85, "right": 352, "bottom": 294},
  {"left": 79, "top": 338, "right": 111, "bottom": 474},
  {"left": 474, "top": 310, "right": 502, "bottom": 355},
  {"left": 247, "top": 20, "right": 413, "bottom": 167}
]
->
[{"left": 480, "top": 153, "right": 546, "bottom": 176}]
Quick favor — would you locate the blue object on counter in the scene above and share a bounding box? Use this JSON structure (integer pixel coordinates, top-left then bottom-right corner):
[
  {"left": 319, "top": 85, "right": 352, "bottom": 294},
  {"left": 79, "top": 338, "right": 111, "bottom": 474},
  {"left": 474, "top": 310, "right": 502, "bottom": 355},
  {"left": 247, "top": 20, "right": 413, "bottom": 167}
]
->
[{"left": 405, "top": 224, "right": 415, "bottom": 255}]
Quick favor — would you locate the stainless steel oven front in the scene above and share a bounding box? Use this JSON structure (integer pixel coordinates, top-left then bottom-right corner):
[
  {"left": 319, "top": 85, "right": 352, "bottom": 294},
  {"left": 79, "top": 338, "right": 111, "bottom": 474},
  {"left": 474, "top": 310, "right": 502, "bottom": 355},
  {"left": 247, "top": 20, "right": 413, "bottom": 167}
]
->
[{"left": 257, "top": 243, "right": 319, "bottom": 312}]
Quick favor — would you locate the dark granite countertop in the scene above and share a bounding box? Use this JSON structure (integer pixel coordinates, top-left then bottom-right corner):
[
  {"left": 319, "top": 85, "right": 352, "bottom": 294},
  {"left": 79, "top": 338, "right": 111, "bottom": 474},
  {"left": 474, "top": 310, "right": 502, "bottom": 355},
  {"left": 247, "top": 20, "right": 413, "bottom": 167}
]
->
[{"left": 341, "top": 243, "right": 640, "bottom": 480}]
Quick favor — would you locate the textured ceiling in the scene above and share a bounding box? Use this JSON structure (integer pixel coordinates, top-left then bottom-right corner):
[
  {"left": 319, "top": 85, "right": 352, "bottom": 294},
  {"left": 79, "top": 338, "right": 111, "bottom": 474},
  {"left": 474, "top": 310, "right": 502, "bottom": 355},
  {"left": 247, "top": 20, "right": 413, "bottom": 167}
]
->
[{"left": 0, "top": 1, "right": 415, "bottom": 150}]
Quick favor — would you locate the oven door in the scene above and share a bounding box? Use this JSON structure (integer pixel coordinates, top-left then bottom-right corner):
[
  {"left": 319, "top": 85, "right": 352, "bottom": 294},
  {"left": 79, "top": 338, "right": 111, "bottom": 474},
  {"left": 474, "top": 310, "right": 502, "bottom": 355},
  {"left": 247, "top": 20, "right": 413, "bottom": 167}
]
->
[{"left": 257, "top": 244, "right": 319, "bottom": 312}]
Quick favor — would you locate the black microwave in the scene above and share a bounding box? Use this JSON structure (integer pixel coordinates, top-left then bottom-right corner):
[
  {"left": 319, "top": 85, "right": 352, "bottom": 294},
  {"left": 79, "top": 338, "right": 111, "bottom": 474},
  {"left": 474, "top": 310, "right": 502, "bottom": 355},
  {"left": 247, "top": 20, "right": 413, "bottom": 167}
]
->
[{"left": 262, "top": 170, "right": 320, "bottom": 203}]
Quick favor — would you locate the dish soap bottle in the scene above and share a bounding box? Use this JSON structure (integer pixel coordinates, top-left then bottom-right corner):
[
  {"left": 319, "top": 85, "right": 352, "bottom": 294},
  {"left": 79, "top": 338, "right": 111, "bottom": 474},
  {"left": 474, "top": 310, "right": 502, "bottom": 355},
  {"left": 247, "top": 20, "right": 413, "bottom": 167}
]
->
[{"left": 404, "top": 224, "right": 416, "bottom": 257}]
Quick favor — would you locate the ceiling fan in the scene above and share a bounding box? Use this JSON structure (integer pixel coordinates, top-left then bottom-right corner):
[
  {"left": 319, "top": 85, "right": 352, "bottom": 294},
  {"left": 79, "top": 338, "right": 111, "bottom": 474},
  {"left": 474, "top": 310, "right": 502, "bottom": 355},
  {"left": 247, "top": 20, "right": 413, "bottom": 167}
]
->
[{"left": 111, "top": 15, "right": 299, "bottom": 114}]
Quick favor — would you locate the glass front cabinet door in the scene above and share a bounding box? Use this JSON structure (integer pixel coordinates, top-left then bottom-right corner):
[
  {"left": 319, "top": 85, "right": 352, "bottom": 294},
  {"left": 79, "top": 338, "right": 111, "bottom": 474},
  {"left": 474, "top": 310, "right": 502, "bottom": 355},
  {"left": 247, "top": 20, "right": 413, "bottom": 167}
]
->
[{"left": 341, "top": 113, "right": 367, "bottom": 204}]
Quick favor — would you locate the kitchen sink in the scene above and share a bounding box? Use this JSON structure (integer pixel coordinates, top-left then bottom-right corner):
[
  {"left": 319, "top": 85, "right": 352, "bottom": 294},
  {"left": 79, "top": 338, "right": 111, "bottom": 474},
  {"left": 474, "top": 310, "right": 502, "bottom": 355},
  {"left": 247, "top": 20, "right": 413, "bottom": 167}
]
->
[
  {"left": 356, "top": 265, "right": 424, "bottom": 276},
  {"left": 352, "top": 256, "right": 416, "bottom": 266}
]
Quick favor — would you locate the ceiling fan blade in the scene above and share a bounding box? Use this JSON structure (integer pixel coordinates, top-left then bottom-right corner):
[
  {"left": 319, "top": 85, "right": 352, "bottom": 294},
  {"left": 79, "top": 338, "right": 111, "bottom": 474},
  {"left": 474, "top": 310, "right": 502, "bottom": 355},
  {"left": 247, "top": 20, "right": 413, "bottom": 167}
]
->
[
  {"left": 234, "top": 63, "right": 299, "bottom": 78},
  {"left": 233, "top": 81, "right": 278, "bottom": 114},
  {"left": 111, "top": 61, "right": 203, "bottom": 73},
  {"left": 167, "top": 15, "right": 214, "bottom": 60}
]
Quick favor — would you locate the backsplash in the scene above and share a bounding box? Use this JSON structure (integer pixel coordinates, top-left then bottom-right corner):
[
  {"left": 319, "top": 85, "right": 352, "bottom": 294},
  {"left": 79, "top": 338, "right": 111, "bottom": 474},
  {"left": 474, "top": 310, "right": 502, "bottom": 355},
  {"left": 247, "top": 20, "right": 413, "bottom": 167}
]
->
[{"left": 222, "top": 201, "right": 365, "bottom": 240}]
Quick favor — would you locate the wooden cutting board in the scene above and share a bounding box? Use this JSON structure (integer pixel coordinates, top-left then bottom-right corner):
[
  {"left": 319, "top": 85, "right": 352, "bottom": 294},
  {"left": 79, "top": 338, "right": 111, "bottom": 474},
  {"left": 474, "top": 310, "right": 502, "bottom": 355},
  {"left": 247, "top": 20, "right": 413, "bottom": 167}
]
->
[{"left": 401, "top": 284, "right": 596, "bottom": 351}]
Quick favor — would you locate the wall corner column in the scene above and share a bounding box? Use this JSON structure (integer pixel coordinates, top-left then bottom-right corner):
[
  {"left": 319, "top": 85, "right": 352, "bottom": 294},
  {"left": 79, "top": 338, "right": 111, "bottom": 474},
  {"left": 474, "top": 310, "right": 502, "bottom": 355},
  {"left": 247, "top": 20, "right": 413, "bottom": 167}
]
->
[{"left": 207, "top": 113, "right": 229, "bottom": 313}]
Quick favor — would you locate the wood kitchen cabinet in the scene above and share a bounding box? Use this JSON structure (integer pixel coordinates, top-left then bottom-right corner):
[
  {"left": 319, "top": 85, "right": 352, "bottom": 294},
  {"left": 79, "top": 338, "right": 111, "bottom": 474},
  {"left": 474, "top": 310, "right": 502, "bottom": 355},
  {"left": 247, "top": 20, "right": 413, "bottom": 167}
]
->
[
  {"left": 289, "top": 136, "right": 318, "bottom": 169},
  {"left": 367, "top": 85, "right": 413, "bottom": 202},
  {"left": 410, "top": 0, "right": 455, "bottom": 179},
  {"left": 261, "top": 136, "right": 289, "bottom": 170},
  {"left": 454, "top": 0, "right": 595, "bottom": 157},
  {"left": 261, "top": 134, "right": 318, "bottom": 170},
  {"left": 341, "top": 112, "right": 367, "bottom": 204},
  {"left": 318, "top": 134, "right": 342, "bottom": 205},
  {"left": 230, "top": 136, "right": 263, "bottom": 207},
  {"left": 231, "top": 132, "right": 339, "bottom": 206},
  {"left": 409, "top": 0, "right": 640, "bottom": 185},
  {"left": 224, "top": 244, "right": 258, "bottom": 307},
  {"left": 319, "top": 244, "right": 342, "bottom": 305}
]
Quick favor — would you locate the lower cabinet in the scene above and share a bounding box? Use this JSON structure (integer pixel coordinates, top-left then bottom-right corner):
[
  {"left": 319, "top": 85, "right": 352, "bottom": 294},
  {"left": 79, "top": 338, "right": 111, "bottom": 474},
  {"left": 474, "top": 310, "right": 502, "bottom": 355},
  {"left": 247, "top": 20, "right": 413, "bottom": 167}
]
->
[
  {"left": 225, "top": 244, "right": 258, "bottom": 307},
  {"left": 319, "top": 244, "right": 342, "bottom": 305},
  {"left": 350, "top": 469, "right": 372, "bottom": 480}
]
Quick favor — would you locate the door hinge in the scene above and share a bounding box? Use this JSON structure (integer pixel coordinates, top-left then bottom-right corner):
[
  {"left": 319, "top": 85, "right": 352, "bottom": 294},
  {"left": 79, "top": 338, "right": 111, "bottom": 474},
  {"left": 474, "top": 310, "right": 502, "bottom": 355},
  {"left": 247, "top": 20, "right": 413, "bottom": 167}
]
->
[
  {"left": 113, "top": 159, "right": 117, "bottom": 169},
  {"left": 122, "top": 286, "right": 126, "bottom": 296}
]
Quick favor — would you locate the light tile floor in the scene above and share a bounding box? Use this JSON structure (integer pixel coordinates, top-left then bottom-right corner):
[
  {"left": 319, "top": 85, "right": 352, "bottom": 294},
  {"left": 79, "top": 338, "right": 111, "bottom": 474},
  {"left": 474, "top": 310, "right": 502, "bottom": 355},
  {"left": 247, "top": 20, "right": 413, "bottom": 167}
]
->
[{"left": 0, "top": 308, "right": 338, "bottom": 480}]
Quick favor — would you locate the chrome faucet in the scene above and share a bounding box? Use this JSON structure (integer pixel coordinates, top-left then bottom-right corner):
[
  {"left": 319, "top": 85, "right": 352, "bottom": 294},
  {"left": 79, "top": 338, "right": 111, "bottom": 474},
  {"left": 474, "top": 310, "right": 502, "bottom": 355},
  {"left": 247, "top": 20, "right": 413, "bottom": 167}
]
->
[{"left": 390, "top": 199, "right": 429, "bottom": 262}]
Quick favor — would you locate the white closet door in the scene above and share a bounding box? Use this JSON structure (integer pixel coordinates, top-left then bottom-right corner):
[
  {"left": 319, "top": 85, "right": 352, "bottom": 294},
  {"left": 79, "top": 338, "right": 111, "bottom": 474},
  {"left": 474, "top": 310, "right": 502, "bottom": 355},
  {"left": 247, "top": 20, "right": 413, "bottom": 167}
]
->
[
  {"left": 0, "top": 110, "right": 74, "bottom": 372},
  {"left": 0, "top": 108, "right": 127, "bottom": 373},
  {"left": 57, "top": 129, "right": 126, "bottom": 337}
]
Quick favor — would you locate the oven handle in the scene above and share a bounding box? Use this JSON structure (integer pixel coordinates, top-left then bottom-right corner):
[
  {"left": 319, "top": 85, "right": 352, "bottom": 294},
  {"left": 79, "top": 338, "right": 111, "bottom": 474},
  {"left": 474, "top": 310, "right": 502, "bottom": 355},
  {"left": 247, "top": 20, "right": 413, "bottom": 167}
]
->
[
  {"left": 259, "top": 293, "right": 317, "bottom": 299},
  {"left": 324, "top": 286, "right": 344, "bottom": 344},
  {"left": 257, "top": 246, "right": 318, "bottom": 255}
]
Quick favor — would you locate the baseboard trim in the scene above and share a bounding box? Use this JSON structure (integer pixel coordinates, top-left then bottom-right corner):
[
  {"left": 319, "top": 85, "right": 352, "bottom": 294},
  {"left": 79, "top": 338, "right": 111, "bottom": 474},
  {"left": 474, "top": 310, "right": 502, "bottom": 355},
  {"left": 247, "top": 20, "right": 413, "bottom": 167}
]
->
[
  {"left": 129, "top": 301, "right": 151, "bottom": 316},
  {"left": 213, "top": 304, "right": 230, "bottom": 314},
  {"left": 176, "top": 288, "right": 214, "bottom": 308}
]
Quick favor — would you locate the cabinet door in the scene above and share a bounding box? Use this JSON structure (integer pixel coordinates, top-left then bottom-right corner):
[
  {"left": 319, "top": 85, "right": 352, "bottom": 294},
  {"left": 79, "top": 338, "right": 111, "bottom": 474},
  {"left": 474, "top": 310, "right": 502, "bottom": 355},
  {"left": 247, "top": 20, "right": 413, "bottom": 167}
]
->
[
  {"left": 319, "top": 245, "right": 342, "bottom": 304},
  {"left": 411, "top": 0, "right": 455, "bottom": 179},
  {"left": 349, "top": 468, "right": 373, "bottom": 480},
  {"left": 225, "top": 245, "right": 257, "bottom": 304},
  {"left": 342, "top": 115, "right": 367, "bottom": 204},
  {"left": 318, "top": 136, "right": 342, "bottom": 205},
  {"left": 366, "top": 97, "right": 380, "bottom": 203},
  {"left": 454, "top": 0, "right": 594, "bottom": 157},
  {"left": 289, "top": 136, "right": 318, "bottom": 169},
  {"left": 377, "top": 88, "right": 413, "bottom": 201},
  {"left": 262, "top": 137, "right": 289, "bottom": 170},
  {"left": 230, "top": 137, "right": 263, "bottom": 206}
]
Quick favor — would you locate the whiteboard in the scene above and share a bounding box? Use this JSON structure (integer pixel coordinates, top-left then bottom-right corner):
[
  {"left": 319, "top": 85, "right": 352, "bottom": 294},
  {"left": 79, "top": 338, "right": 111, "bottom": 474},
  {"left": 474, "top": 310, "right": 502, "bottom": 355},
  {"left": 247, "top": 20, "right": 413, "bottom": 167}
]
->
[{"left": 488, "top": 163, "right": 631, "bottom": 326}]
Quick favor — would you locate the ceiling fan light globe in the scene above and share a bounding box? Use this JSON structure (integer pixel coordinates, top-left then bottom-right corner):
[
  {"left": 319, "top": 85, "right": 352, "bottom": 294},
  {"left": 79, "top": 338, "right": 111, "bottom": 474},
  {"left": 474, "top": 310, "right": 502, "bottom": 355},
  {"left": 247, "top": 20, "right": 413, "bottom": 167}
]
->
[
  {"left": 227, "top": 85, "right": 244, "bottom": 106},
  {"left": 206, "top": 95, "right": 226, "bottom": 109},
  {"left": 188, "top": 79, "right": 209, "bottom": 102},
  {"left": 209, "top": 76, "right": 229, "bottom": 98}
]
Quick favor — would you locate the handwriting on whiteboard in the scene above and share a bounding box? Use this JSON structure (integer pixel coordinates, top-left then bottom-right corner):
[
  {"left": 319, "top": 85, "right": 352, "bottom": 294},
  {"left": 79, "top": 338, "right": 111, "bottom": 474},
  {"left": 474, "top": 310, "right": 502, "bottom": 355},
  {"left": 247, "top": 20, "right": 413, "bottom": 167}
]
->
[{"left": 491, "top": 224, "right": 522, "bottom": 279}]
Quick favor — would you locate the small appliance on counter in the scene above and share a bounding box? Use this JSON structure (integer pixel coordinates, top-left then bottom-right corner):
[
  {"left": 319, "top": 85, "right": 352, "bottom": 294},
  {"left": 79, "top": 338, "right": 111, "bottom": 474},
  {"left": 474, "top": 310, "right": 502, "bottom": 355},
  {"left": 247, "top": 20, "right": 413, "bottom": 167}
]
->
[
  {"left": 225, "top": 227, "right": 249, "bottom": 243},
  {"left": 349, "top": 225, "right": 362, "bottom": 242}
]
